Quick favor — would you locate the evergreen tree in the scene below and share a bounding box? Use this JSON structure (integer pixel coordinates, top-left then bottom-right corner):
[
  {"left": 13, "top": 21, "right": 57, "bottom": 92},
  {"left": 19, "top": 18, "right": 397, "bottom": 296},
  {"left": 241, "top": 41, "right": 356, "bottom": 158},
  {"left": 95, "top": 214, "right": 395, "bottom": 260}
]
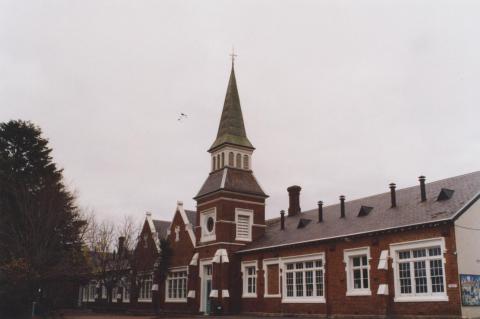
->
[{"left": 0, "top": 120, "right": 88, "bottom": 317}]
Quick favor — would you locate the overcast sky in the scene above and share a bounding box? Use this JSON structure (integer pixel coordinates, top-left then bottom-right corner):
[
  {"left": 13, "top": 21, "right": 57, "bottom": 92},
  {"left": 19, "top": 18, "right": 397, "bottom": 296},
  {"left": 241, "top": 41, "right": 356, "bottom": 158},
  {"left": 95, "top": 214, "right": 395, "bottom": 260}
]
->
[{"left": 1, "top": 0, "right": 479, "bottom": 224}]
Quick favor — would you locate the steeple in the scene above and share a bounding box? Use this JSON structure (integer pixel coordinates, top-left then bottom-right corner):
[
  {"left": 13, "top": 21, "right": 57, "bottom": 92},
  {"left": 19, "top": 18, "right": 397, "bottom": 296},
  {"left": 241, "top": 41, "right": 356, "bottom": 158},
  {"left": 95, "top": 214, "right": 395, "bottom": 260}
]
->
[{"left": 208, "top": 65, "right": 254, "bottom": 152}]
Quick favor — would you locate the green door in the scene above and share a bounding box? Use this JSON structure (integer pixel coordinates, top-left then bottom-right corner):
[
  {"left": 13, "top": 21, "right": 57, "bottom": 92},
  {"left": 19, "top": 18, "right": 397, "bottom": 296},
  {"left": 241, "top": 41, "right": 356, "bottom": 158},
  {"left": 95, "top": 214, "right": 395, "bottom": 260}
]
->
[{"left": 206, "top": 279, "right": 212, "bottom": 314}]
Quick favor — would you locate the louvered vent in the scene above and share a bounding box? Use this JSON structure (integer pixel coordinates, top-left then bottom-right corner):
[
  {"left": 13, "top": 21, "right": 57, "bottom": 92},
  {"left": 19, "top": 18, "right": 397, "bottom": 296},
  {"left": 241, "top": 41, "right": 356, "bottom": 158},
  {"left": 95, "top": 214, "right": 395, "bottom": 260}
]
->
[{"left": 236, "top": 214, "right": 251, "bottom": 240}]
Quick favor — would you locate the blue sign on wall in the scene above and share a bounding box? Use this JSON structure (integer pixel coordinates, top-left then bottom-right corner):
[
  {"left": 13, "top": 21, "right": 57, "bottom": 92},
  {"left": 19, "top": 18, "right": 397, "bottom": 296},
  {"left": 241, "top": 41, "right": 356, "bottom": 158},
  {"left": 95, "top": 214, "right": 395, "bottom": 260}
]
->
[{"left": 461, "top": 274, "right": 480, "bottom": 306}]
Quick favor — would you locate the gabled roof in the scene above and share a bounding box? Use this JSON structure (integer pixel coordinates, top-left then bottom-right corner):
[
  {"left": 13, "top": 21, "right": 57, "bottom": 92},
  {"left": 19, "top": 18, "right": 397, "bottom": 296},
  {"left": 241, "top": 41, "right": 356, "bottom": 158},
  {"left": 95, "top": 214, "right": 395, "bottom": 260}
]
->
[
  {"left": 208, "top": 66, "right": 254, "bottom": 152},
  {"left": 239, "top": 171, "right": 480, "bottom": 253},
  {"left": 152, "top": 220, "right": 170, "bottom": 239},
  {"left": 195, "top": 167, "right": 267, "bottom": 199},
  {"left": 185, "top": 210, "right": 197, "bottom": 226}
]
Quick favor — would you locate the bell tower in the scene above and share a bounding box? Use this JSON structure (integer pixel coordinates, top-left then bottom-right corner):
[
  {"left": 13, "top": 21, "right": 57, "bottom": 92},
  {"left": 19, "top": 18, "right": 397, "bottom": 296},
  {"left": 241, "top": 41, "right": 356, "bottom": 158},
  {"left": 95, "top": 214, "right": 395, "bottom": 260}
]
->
[{"left": 192, "top": 60, "right": 268, "bottom": 314}]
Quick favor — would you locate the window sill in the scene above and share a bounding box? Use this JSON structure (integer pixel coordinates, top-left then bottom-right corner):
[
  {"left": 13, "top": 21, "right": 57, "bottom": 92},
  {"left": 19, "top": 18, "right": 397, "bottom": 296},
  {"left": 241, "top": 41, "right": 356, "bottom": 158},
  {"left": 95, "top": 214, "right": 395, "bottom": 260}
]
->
[
  {"left": 242, "top": 294, "right": 257, "bottom": 298},
  {"left": 264, "top": 294, "right": 281, "bottom": 298},
  {"left": 200, "top": 235, "right": 216, "bottom": 243},
  {"left": 394, "top": 295, "right": 449, "bottom": 303},
  {"left": 165, "top": 298, "right": 187, "bottom": 303},
  {"left": 346, "top": 290, "right": 372, "bottom": 296},
  {"left": 137, "top": 299, "right": 152, "bottom": 303},
  {"left": 282, "top": 297, "right": 326, "bottom": 303},
  {"left": 235, "top": 237, "right": 252, "bottom": 242}
]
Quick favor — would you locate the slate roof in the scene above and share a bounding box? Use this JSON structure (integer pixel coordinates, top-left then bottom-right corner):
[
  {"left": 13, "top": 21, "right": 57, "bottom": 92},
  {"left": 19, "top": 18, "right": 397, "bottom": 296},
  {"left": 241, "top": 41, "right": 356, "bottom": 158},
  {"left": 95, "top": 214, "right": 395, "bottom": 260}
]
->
[
  {"left": 185, "top": 210, "right": 197, "bottom": 226},
  {"left": 195, "top": 167, "right": 268, "bottom": 199},
  {"left": 152, "top": 219, "right": 170, "bottom": 239},
  {"left": 208, "top": 66, "right": 254, "bottom": 152},
  {"left": 239, "top": 171, "right": 480, "bottom": 253}
]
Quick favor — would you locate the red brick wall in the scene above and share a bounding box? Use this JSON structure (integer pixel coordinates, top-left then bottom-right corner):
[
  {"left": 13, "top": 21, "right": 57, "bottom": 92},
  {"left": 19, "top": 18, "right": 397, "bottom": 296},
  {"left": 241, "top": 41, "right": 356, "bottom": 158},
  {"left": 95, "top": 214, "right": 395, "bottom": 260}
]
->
[{"left": 238, "top": 223, "right": 461, "bottom": 317}]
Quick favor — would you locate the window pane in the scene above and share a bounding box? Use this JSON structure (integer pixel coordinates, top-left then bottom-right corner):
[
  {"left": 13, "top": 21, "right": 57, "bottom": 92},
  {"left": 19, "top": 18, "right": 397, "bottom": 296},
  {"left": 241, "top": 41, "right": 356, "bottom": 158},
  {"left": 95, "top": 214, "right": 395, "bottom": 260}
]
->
[
  {"left": 430, "top": 259, "right": 444, "bottom": 293},
  {"left": 354, "top": 269, "right": 362, "bottom": 288},
  {"left": 361, "top": 256, "right": 368, "bottom": 266},
  {"left": 286, "top": 273, "right": 294, "bottom": 297},
  {"left": 399, "top": 262, "right": 412, "bottom": 294},
  {"left": 362, "top": 268, "right": 369, "bottom": 288},
  {"left": 399, "top": 251, "right": 411, "bottom": 259},
  {"left": 315, "top": 270, "right": 324, "bottom": 297},
  {"left": 305, "top": 271, "right": 313, "bottom": 296},
  {"left": 414, "top": 261, "right": 428, "bottom": 293},
  {"left": 429, "top": 247, "right": 441, "bottom": 256},
  {"left": 413, "top": 249, "right": 427, "bottom": 258},
  {"left": 353, "top": 257, "right": 360, "bottom": 267},
  {"left": 295, "top": 272, "right": 304, "bottom": 296}
]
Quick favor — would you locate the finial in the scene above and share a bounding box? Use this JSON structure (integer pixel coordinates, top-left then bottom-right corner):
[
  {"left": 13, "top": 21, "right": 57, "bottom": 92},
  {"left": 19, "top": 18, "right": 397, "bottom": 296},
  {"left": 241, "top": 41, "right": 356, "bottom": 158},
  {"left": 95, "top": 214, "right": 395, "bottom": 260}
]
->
[{"left": 229, "top": 46, "right": 237, "bottom": 67}]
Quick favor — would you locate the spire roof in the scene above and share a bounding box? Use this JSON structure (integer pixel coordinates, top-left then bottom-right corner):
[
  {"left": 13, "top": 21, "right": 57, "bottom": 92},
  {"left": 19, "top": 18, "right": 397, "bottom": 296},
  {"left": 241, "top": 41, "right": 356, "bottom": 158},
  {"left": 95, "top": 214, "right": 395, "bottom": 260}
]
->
[{"left": 208, "top": 66, "right": 254, "bottom": 152}]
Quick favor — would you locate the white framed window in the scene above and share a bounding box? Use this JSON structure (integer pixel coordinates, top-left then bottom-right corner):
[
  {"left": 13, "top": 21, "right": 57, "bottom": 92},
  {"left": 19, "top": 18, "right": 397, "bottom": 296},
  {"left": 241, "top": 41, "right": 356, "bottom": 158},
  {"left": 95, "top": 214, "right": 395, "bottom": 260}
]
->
[
  {"left": 390, "top": 237, "right": 448, "bottom": 302},
  {"left": 138, "top": 274, "right": 153, "bottom": 302},
  {"left": 263, "top": 258, "right": 281, "bottom": 298},
  {"left": 281, "top": 253, "right": 325, "bottom": 303},
  {"left": 200, "top": 208, "right": 216, "bottom": 242},
  {"left": 235, "top": 208, "right": 253, "bottom": 241},
  {"left": 88, "top": 281, "right": 97, "bottom": 302},
  {"left": 166, "top": 267, "right": 188, "bottom": 303},
  {"left": 241, "top": 260, "right": 258, "bottom": 298},
  {"left": 344, "top": 247, "right": 371, "bottom": 296},
  {"left": 101, "top": 284, "right": 107, "bottom": 299},
  {"left": 122, "top": 277, "right": 130, "bottom": 302}
]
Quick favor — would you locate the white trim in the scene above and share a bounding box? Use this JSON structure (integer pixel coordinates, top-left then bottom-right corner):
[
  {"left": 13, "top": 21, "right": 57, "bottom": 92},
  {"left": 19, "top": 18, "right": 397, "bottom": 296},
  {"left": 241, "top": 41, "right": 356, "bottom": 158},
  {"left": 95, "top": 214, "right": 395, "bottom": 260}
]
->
[
  {"left": 378, "top": 250, "right": 389, "bottom": 270},
  {"left": 235, "top": 208, "right": 254, "bottom": 242},
  {"left": 200, "top": 208, "right": 216, "bottom": 243},
  {"left": 263, "top": 258, "right": 281, "bottom": 298},
  {"left": 145, "top": 212, "right": 160, "bottom": 251},
  {"left": 281, "top": 253, "right": 326, "bottom": 304},
  {"left": 220, "top": 168, "right": 228, "bottom": 188},
  {"left": 176, "top": 201, "right": 196, "bottom": 247},
  {"left": 196, "top": 241, "right": 246, "bottom": 248},
  {"left": 390, "top": 237, "right": 449, "bottom": 303},
  {"left": 197, "top": 197, "right": 266, "bottom": 207},
  {"left": 238, "top": 220, "right": 452, "bottom": 253},
  {"left": 241, "top": 260, "right": 258, "bottom": 298},
  {"left": 344, "top": 247, "right": 372, "bottom": 296},
  {"left": 190, "top": 253, "right": 199, "bottom": 266},
  {"left": 213, "top": 249, "right": 229, "bottom": 263},
  {"left": 199, "top": 259, "right": 213, "bottom": 313},
  {"left": 377, "top": 284, "right": 389, "bottom": 295}
]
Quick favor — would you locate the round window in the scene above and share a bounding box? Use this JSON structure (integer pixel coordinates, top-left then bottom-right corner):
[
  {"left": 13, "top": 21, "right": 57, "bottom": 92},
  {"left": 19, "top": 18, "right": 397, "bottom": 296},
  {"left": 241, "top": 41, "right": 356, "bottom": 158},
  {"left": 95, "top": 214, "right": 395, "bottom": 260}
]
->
[{"left": 206, "top": 216, "right": 215, "bottom": 233}]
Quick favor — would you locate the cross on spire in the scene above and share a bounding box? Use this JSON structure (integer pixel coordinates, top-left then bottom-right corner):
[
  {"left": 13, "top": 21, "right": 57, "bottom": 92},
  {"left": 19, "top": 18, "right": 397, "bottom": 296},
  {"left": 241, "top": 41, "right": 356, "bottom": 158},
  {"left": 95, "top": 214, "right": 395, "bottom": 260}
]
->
[{"left": 229, "top": 47, "right": 237, "bottom": 67}]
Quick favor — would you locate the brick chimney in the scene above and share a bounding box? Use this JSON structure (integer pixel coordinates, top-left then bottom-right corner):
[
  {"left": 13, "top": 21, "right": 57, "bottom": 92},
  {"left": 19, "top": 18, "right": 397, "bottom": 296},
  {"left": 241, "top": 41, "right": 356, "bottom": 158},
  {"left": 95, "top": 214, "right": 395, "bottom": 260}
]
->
[{"left": 287, "top": 185, "right": 302, "bottom": 217}]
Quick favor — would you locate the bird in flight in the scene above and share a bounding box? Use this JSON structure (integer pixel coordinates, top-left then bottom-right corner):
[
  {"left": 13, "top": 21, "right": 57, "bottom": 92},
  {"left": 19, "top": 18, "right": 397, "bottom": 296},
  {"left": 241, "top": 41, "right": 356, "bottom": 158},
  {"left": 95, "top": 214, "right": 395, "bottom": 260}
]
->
[{"left": 177, "top": 113, "right": 188, "bottom": 122}]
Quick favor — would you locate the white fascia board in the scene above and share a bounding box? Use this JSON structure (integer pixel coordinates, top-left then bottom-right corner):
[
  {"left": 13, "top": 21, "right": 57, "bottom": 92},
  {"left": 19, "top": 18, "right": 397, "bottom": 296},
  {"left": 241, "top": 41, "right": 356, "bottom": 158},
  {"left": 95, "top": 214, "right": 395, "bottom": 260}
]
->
[
  {"left": 145, "top": 212, "right": 160, "bottom": 252},
  {"left": 176, "top": 201, "right": 196, "bottom": 247}
]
